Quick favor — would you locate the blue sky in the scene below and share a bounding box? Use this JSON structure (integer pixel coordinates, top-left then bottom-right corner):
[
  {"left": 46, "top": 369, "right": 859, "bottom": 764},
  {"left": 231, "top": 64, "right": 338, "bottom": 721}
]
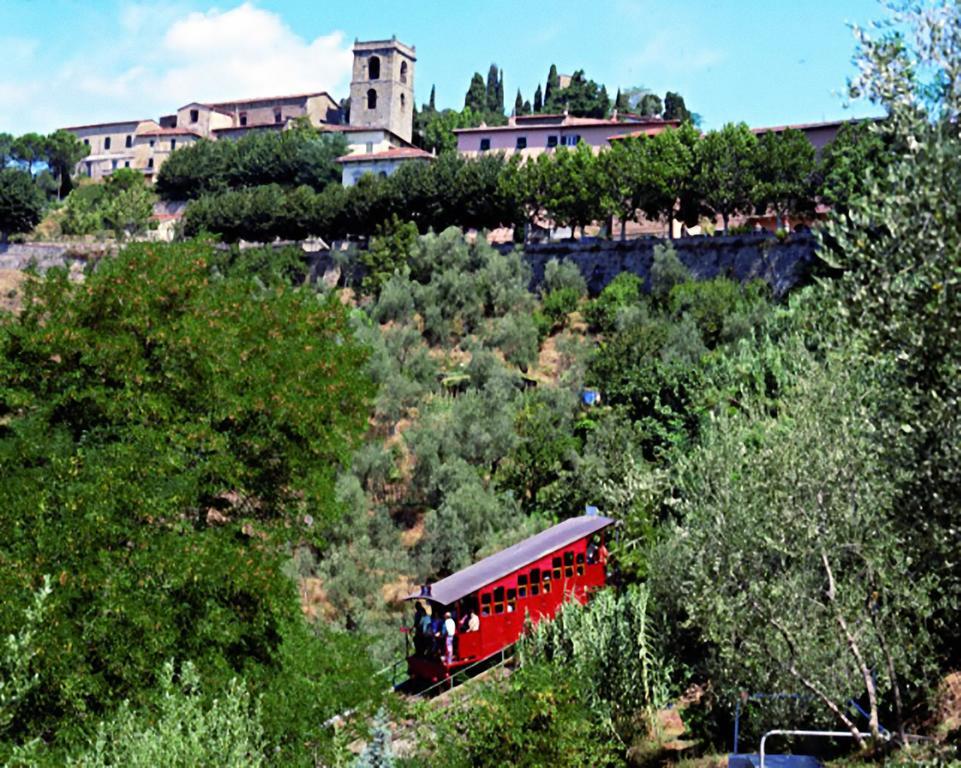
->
[{"left": 0, "top": 0, "right": 887, "bottom": 134}]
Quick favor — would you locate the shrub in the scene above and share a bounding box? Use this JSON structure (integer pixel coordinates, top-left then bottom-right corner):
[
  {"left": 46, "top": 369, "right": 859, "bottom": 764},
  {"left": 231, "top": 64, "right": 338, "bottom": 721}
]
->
[
  {"left": 585, "top": 272, "right": 643, "bottom": 333},
  {"left": 483, "top": 312, "right": 540, "bottom": 370},
  {"left": 542, "top": 257, "right": 587, "bottom": 296},
  {"left": 541, "top": 287, "right": 580, "bottom": 330},
  {"left": 649, "top": 242, "right": 689, "bottom": 304}
]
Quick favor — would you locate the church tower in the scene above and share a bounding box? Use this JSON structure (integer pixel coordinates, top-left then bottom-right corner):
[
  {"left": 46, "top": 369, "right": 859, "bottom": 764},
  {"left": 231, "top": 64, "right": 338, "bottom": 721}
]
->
[{"left": 349, "top": 37, "right": 415, "bottom": 144}]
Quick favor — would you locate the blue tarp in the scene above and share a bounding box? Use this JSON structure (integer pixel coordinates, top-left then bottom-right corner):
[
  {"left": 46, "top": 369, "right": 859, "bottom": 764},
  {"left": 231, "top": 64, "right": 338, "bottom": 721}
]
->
[{"left": 729, "top": 755, "right": 822, "bottom": 768}]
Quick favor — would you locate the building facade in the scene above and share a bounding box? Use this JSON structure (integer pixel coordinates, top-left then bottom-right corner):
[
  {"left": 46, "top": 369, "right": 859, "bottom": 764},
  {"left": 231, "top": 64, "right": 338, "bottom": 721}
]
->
[{"left": 455, "top": 112, "right": 679, "bottom": 159}]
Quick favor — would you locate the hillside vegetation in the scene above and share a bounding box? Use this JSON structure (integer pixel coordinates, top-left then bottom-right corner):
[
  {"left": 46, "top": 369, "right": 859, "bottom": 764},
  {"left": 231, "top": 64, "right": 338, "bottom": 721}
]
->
[{"left": 1, "top": 3, "right": 961, "bottom": 767}]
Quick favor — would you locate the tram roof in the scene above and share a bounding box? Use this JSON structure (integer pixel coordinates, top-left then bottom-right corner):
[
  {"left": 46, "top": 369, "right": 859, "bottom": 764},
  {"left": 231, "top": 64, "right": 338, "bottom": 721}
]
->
[{"left": 406, "top": 514, "right": 615, "bottom": 606}]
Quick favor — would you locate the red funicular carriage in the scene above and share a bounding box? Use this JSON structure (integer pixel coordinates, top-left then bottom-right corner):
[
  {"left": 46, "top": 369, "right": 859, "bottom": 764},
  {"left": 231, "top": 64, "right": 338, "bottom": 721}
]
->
[{"left": 404, "top": 514, "right": 615, "bottom": 682}]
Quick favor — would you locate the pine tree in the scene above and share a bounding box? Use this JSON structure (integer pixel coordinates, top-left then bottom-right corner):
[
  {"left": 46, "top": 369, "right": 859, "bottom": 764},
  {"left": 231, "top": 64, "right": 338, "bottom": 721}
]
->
[
  {"left": 533, "top": 84, "right": 543, "bottom": 113},
  {"left": 514, "top": 89, "right": 524, "bottom": 116},
  {"left": 664, "top": 91, "right": 692, "bottom": 123},
  {"left": 545, "top": 64, "right": 560, "bottom": 108}
]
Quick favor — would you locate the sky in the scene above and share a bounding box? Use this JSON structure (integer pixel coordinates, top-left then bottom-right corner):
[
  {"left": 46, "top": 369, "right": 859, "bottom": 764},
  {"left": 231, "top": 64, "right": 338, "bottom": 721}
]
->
[{"left": 0, "top": 0, "right": 889, "bottom": 135}]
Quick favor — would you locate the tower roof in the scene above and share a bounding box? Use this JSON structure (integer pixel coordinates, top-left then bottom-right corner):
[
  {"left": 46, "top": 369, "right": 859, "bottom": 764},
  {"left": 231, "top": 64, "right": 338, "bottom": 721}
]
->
[{"left": 353, "top": 37, "right": 416, "bottom": 60}]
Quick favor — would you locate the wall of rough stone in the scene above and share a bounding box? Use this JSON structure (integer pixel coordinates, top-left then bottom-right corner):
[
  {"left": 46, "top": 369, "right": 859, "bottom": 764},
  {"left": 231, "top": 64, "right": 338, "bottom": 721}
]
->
[
  {"left": 521, "top": 231, "right": 819, "bottom": 298},
  {"left": 0, "top": 242, "right": 113, "bottom": 272}
]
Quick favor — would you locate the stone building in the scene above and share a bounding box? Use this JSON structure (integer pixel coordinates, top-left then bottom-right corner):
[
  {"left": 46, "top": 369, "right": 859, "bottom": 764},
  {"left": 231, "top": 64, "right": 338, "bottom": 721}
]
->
[
  {"left": 63, "top": 37, "right": 420, "bottom": 186},
  {"left": 348, "top": 37, "right": 415, "bottom": 144}
]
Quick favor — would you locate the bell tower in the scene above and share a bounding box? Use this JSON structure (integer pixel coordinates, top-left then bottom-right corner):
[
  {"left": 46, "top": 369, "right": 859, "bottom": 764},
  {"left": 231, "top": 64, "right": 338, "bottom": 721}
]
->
[{"left": 349, "top": 37, "right": 415, "bottom": 144}]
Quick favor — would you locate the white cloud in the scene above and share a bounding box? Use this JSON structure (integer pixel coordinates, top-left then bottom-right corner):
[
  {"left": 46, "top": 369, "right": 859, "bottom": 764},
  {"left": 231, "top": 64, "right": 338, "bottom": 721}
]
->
[{"left": 0, "top": 3, "right": 353, "bottom": 132}]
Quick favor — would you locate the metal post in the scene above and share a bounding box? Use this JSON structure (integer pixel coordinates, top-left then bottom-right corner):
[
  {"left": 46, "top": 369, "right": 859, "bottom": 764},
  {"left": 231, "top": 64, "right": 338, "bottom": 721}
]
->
[{"left": 733, "top": 697, "right": 741, "bottom": 755}]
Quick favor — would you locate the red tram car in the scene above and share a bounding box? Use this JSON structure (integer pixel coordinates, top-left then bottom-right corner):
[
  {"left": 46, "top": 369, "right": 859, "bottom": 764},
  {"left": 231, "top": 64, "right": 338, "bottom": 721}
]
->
[{"left": 404, "top": 514, "right": 615, "bottom": 682}]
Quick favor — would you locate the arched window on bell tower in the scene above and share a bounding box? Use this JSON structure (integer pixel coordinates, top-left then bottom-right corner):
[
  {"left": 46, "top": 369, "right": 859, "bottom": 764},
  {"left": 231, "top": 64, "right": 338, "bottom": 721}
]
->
[
  {"left": 367, "top": 89, "right": 377, "bottom": 110},
  {"left": 400, "top": 61, "right": 408, "bottom": 83},
  {"left": 368, "top": 56, "right": 381, "bottom": 80}
]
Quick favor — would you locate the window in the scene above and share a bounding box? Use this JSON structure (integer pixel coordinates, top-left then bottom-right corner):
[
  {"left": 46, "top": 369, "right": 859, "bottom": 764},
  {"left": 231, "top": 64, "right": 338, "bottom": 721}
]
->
[
  {"left": 85, "top": 161, "right": 92, "bottom": 176},
  {"left": 547, "top": 135, "right": 558, "bottom": 148},
  {"left": 561, "top": 134, "right": 581, "bottom": 146},
  {"left": 239, "top": 112, "right": 247, "bottom": 126},
  {"left": 564, "top": 551, "right": 574, "bottom": 578},
  {"left": 147, "top": 158, "right": 154, "bottom": 169},
  {"left": 480, "top": 592, "right": 492, "bottom": 617},
  {"left": 83, "top": 138, "right": 89, "bottom": 146},
  {"left": 400, "top": 93, "right": 406, "bottom": 111},
  {"left": 515, "top": 136, "right": 527, "bottom": 150},
  {"left": 125, "top": 135, "right": 132, "bottom": 148},
  {"left": 493, "top": 586, "right": 505, "bottom": 614},
  {"left": 104, "top": 137, "right": 111, "bottom": 150},
  {"left": 367, "top": 89, "right": 377, "bottom": 110},
  {"left": 517, "top": 574, "right": 528, "bottom": 599},
  {"left": 366, "top": 141, "right": 374, "bottom": 154},
  {"left": 124, "top": 161, "right": 130, "bottom": 168},
  {"left": 111, "top": 159, "right": 118, "bottom": 170},
  {"left": 530, "top": 568, "right": 540, "bottom": 596},
  {"left": 400, "top": 60, "right": 408, "bottom": 83},
  {"left": 552, "top": 556, "right": 562, "bottom": 580},
  {"left": 576, "top": 552, "right": 585, "bottom": 576},
  {"left": 274, "top": 109, "right": 282, "bottom": 124},
  {"left": 170, "top": 139, "right": 176, "bottom": 150},
  {"left": 149, "top": 139, "right": 155, "bottom": 148},
  {"left": 479, "top": 138, "right": 491, "bottom": 152},
  {"left": 189, "top": 109, "right": 199, "bottom": 123},
  {"left": 543, "top": 571, "right": 552, "bottom": 594},
  {"left": 507, "top": 588, "right": 517, "bottom": 613},
  {"left": 368, "top": 55, "right": 380, "bottom": 80}
]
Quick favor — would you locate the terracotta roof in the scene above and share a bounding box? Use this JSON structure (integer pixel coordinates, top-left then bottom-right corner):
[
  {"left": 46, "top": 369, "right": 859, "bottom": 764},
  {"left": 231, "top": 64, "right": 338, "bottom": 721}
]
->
[
  {"left": 139, "top": 127, "right": 203, "bottom": 137},
  {"left": 206, "top": 90, "right": 335, "bottom": 109},
  {"left": 176, "top": 102, "right": 235, "bottom": 117},
  {"left": 211, "top": 122, "right": 285, "bottom": 134},
  {"left": 63, "top": 118, "right": 155, "bottom": 131},
  {"left": 454, "top": 116, "right": 674, "bottom": 134},
  {"left": 608, "top": 121, "right": 684, "bottom": 141},
  {"left": 405, "top": 515, "right": 615, "bottom": 605},
  {"left": 751, "top": 116, "right": 882, "bottom": 134},
  {"left": 337, "top": 147, "right": 433, "bottom": 163}
]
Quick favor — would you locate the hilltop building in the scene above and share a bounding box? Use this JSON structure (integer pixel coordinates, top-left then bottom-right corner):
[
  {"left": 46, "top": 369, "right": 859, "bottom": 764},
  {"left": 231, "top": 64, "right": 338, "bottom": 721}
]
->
[
  {"left": 64, "top": 37, "right": 421, "bottom": 185},
  {"left": 455, "top": 112, "right": 679, "bottom": 159}
]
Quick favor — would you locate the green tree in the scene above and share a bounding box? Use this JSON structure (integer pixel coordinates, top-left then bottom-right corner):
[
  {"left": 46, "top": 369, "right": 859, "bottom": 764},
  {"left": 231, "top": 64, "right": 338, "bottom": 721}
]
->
[
  {"left": 545, "top": 70, "right": 609, "bottom": 118},
  {"left": 0, "top": 240, "right": 377, "bottom": 749},
  {"left": 100, "top": 168, "right": 156, "bottom": 239},
  {"left": 533, "top": 84, "right": 543, "bottom": 113},
  {"left": 361, "top": 215, "right": 419, "bottom": 295},
  {"left": 0, "top": 133, "right": 14, "bottom": 166},
  {"left": 43, "top": 130, "right": 89, "bottom": 199},
  {"left": 0, "top": 168, "right": 45, "bottom": 241},
  {"left": 817, "top": 120, "right": 888, "bottom": 212},
  {"left": 11, "top": 133, "right": 46, "bottom": 176},
  {"left": 544, "top": 64, "right": 560, "bottom": 108},
  {"left": 155, "top": 139, "right": 233, "bottom": 200},
  {"left": 464, "top": 72, "right": 487, "bottom": 112},
  {"left": 696, "top": 122, "right": 759, "bottom": 232},
  {"left": 754, "top": 128, "right": 817, "bottom": 228},
  {"left": 543, "top": 142, "right": 603, "bottom": 237},
  {"left": 663, "top": 91, "right": 692, "bottom": 123},
  {"left": 639, "top": 92, "right": 663, "bottom": 117},
  {"left": 514, "top": 89, "right": 524, "bottom": 116}
]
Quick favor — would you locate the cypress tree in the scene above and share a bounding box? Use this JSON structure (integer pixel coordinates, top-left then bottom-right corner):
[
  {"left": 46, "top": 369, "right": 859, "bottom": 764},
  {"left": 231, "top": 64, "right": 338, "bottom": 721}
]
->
[
  {"left": 486, "top": 63, "right": 500, "bottom": 113},
  {"left": 496, "top": 68, "right": 505, "bottom": 114},
  {"left": 465, "top": 72, "right": 487, "bottom": 111},
  {"left": 545, "top": 64, "right": 560, "bottom": 108},
  {"left": 522, "top": 100, "right": 532, "bottom": 115},
  {"left": 428, "top": 84, "right": 436, "bottom": 111},
  {"left": 514, "top": 89, "right": 524, "bottom": 116},
  {"left": 533, "top": 84, "right": 543, "bottom": 113}
]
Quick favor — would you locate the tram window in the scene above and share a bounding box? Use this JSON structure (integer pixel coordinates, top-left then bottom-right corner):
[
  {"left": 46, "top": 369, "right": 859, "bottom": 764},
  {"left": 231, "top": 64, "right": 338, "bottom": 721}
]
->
[
  {"left": 480, "top": 592, "right": 492, "bottom": 617},
  {"left": 564, "top": 551, "right": 574, "bottom": 577},
  {"left": 507, "top": 588, "right": 517, "bottom": 613},
  {"left": 494, "top": 586, "right": 505, "bottom": 614},
  {"left": 543, "top": 572, "right": 552, "bottom": 594},
  {"left": 552, "top": 557, "right": 562, "bottom": 580},
  {"left": 530, "top": 569, "right": 540, "bottom": 596},
  {"left": 576, "top": 553, "right": 585, "bottom": 564},
  {"left": 517, "top": 574, "right": 528, "bottom": 598}
]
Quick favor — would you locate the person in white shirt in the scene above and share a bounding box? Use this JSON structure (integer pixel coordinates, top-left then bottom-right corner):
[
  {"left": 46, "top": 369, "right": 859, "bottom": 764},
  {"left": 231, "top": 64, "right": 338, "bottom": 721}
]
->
[{"left": 443, "top": 611, "right": 456, "bottom": 665}]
